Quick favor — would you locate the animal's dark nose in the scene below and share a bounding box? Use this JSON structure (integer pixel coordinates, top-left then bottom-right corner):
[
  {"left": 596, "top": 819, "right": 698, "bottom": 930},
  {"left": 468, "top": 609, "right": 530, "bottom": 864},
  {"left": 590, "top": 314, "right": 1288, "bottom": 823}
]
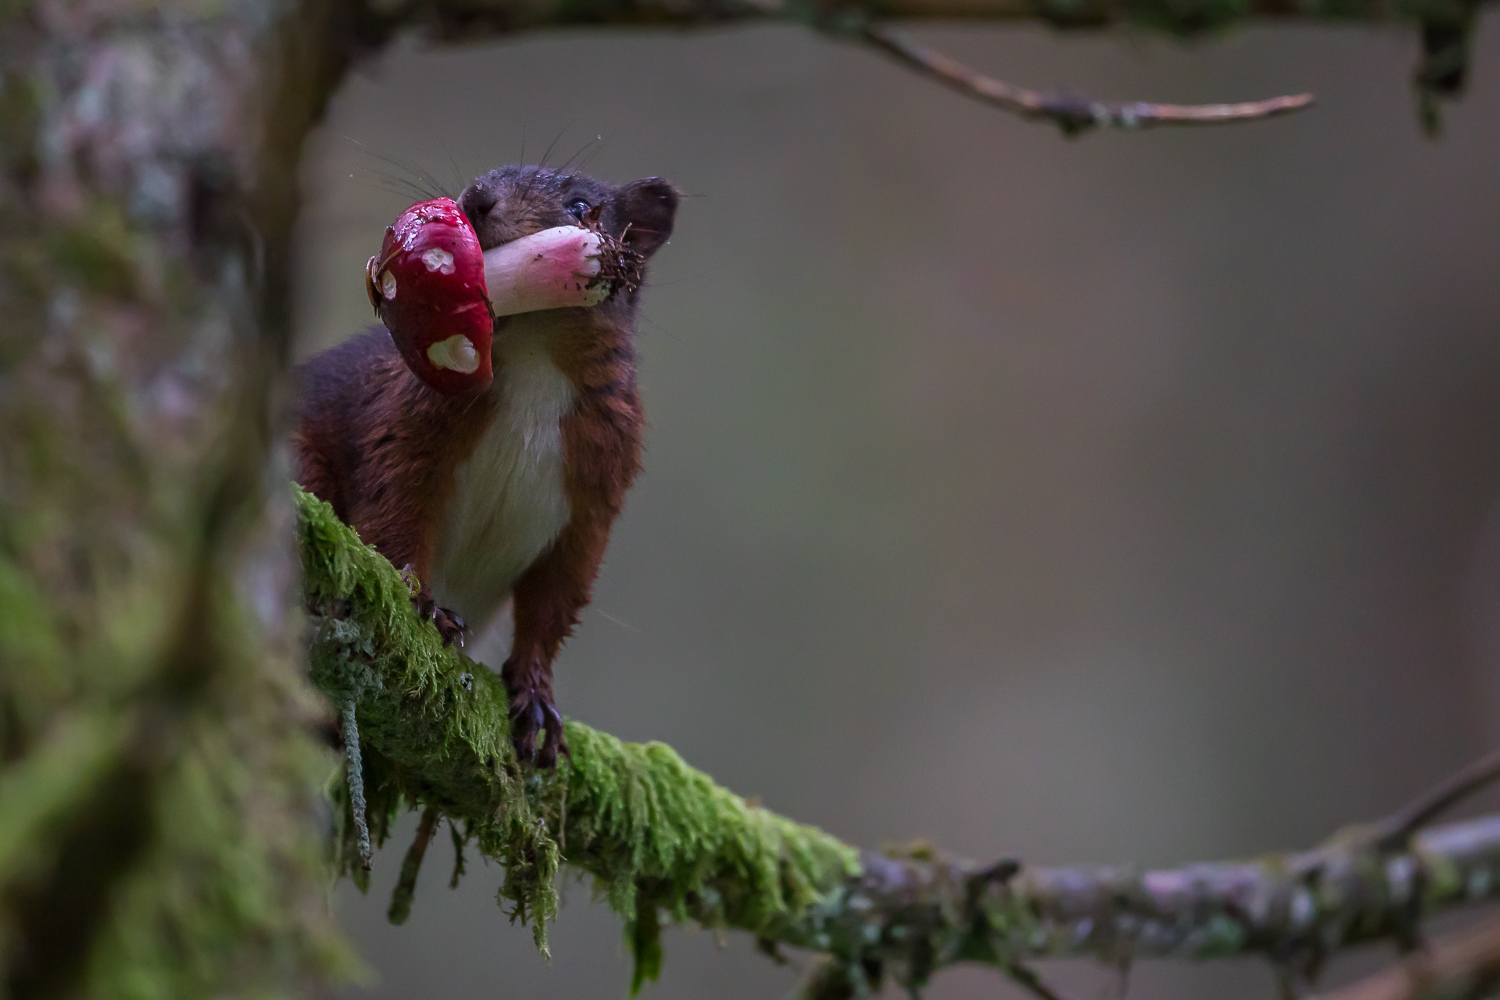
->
[{"left": 460, "top": 183, "right": 498, "bottom": 222}]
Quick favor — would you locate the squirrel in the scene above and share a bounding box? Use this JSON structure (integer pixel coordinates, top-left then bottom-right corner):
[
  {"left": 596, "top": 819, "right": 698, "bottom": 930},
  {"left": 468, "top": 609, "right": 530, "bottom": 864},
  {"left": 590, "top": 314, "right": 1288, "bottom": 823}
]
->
[{"left": 294, "top": 166, "right": 679, "bottom": 766}]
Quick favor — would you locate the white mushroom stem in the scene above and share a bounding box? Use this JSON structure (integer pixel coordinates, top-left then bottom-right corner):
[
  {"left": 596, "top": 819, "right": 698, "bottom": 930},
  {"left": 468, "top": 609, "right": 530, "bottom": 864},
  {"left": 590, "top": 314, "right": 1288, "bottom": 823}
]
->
[{"left": 483, "top": 225, "right": 612, "bottom": 317}]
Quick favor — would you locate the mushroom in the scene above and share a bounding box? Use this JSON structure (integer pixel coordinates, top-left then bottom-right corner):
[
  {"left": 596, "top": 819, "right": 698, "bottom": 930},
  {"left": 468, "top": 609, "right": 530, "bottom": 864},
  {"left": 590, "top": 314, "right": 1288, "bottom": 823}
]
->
[
  {"left": 366, "top": 197, "right": 494, "bottom": 395},
  {"left": 482, "top": 225, "right": 643, "bottom": 317},
  {"left": 365, "top": 200, "right": 646, "bottom": 394}
]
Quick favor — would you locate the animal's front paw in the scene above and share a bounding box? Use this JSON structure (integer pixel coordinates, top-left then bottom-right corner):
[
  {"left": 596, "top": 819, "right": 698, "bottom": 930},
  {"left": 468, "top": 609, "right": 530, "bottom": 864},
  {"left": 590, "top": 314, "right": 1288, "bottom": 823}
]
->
[
  {"left": 405, "top": 569, "right": 467, "bottom": 648},
  {"left": 503, "top": 658, "right": 567, "bottom": 768},
  {"left": 430, "top": 606, "right": 466, "bottom": 648}
]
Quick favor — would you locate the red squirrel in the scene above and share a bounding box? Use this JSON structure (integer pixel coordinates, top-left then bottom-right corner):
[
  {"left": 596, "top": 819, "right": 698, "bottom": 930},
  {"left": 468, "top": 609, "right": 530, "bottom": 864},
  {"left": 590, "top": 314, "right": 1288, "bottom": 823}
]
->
[{"left": 295, "top": 166, "right": 678, "bottom": 765}]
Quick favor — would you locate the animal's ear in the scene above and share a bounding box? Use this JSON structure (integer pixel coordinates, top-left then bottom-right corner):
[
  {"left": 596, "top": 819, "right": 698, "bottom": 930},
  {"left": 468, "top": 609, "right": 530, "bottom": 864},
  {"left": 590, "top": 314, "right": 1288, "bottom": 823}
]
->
[{"left": 614, "top": 177, "right": 678, "bottom": 259}]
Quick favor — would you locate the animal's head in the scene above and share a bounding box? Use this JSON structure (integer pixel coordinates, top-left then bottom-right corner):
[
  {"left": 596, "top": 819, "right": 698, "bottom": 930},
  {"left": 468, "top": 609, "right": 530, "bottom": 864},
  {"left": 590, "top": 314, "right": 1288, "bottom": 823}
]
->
[{"left": 459, "top": 166, "right": 678, "bottom": 263}]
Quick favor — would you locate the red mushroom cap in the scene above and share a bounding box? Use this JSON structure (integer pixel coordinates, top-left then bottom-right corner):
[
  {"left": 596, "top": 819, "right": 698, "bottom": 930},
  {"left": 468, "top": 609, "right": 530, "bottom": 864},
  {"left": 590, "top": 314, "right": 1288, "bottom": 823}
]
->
[{"left": 366, "top": 197, "right": 493, "bottom": 395}]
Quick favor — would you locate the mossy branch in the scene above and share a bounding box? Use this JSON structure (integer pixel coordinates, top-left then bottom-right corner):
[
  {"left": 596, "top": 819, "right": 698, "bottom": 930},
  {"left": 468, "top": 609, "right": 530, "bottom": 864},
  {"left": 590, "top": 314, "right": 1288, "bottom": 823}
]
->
[
  {"left": 298, "top": 486, "right": 859, "bottom": 970},
  {"left": 297, "top": 486, "right": 1500, "bottom": 995}
]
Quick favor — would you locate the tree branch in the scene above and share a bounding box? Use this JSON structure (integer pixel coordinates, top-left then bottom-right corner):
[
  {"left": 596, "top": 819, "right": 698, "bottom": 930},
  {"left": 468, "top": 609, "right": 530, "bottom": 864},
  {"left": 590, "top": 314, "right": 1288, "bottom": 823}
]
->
[
  {"left": 366, "top": 0, "right": 1485, "bottom": 132},
  {"left": 1373, "top": 747, "right": 1500, "bottom": 852},
  {"left": 859, "top": 24, "right": 1315, "bottom": 134},
  {"left": 387, "top": 0, "right": 1481, "bottom": 34},
  {"left": 297, "top": 486, "right": 1500, "bottom": 995}
]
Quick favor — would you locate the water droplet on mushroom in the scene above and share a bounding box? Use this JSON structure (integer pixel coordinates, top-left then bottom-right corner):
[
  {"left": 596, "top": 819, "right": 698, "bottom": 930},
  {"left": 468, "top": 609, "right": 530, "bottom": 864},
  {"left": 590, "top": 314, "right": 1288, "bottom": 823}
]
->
[
  {"left": 422, "top": 248, "right": 456, "bottom": 274},
  {"left": 381, "top": 271, "right": 397, "bottom": 299}
]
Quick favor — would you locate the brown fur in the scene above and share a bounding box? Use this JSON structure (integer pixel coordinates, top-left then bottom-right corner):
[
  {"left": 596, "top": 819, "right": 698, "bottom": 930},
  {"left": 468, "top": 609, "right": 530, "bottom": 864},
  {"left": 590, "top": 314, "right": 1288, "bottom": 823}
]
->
[
  {"left": 295, "top": 166, "right": 677, "bottom": 766},
  {"left": 296, "top": 331, "right": 495, "bottom": 580}
]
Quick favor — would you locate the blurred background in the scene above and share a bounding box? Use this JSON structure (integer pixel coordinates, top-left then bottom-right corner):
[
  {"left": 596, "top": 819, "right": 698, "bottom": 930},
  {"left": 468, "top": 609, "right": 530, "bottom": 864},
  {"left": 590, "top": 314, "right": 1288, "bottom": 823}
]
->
[{"left": 293, "top": 20, "right": 1500, "bottom": 999}]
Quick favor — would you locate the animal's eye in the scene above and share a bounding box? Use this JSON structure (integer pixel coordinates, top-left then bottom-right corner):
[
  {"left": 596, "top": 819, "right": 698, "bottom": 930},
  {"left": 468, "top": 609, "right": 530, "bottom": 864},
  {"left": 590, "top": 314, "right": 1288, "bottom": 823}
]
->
[{"left": 566, "top": 199, "right": 591, "bottom": 221}]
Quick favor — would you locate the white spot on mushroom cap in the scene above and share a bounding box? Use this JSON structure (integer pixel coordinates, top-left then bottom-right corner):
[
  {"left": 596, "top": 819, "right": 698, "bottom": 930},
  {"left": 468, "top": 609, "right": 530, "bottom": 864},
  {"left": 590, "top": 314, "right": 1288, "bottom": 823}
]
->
[
  {"left": 422, "top": 247, "right": 456, "bottom": 274},
  {"left": 427, "top": 334, "right": 480, "bottom": 374},
  {"left": 381, "top": 271, "right": 397, "bottom": 299}
]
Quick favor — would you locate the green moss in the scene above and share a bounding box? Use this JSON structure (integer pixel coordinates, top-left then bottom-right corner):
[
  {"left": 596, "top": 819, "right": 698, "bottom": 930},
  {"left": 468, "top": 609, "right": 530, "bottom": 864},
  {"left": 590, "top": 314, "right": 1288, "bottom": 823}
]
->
[
  {"left": 562, "top": 727, "right": 858, "bottom": 924},
  {"left": 86, "top": 690, "right": 359, "bottom": 1000},
  {"left": 48, "top": 202, "right": 148, "bottom": 301},
  {"left": 295, "top": 486, "right": 859, "bottom": 979},
  {"left": 297, "top": 485, "right": 558, "bottom": 941},
  {"left": 0, "top": 521, "right": 351, "bottom": 998}
]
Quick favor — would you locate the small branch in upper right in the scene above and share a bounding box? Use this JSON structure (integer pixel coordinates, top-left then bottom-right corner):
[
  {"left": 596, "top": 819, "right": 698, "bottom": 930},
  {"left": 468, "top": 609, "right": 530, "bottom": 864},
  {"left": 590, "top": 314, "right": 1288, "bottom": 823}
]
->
[
  {"left": 859, "top": 24, "right": 1315, "bottom": 135},
  {"left": 1375, "top": 746, "right": 1500, "bottom": 851}
]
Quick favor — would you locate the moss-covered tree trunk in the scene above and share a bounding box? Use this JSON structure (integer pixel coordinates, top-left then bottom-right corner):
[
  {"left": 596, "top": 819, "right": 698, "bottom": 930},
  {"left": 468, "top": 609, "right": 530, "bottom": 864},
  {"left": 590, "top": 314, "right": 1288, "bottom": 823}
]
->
[{"left": 0, "top": 1, "right": 355, "bottom": 994}]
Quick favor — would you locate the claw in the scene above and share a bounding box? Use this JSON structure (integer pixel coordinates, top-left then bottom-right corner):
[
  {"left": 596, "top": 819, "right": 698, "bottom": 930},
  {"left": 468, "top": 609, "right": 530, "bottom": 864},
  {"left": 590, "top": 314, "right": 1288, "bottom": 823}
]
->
[
  {"left": 505, "top": 687, "right": 568, "bottom": 768},
  {"left": 540, "top": 703, "right": 570, "bottom": 765},
  {"left": 427, "top": 605, "right": 468, "bottom": 648},
  {"left": 508, "top": 699, "right": 539, "bottom": 761}
]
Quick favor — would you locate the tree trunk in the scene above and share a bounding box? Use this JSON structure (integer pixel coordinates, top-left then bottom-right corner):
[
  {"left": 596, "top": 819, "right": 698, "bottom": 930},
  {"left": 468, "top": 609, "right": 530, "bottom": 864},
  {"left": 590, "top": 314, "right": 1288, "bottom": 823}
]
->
[{"left": 0, "top": 1, "right": 352, "bottom": 994}]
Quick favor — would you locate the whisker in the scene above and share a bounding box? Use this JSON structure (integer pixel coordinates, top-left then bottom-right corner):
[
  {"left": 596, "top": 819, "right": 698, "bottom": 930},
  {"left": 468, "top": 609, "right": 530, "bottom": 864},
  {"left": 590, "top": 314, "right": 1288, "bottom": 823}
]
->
[
  {"left": 462, "top": 137, "right": 485, "bottom": 191},
  {"left": 536, "top": 124, "right": 571, "bottom": 170},
  {"left": 340, "top": 136, "right": 448, "bottom": 201},
  {"left": 573, "top": 134, "right": 608, "bottom": 175},
  {"left": 558, "top": 134, "right": 602, "bottom": 176},
  {"left": 594, "top": 609, "right": 643, "bottom": 635},
  {"left": 517, "top": 123, "right": 571, "bottom": 207},
  {"left": 518, "top": 162, "right": 539, "bottom": 208},
  {"left": 438, "top": 139, "right": 467, "bottom": 199},
  {"left": 358, "top": 173, "right": 442, "bottom": 203},
  {"left": 634, "top": 312, "right": 684, "bottom": 346}
]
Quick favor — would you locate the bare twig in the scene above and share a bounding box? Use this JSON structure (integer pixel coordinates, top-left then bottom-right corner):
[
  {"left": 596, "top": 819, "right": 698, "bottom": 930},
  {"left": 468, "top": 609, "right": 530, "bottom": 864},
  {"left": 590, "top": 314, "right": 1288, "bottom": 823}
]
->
[
  {"left": 1376, "top": 748, "right": 1500, "bottom": 851},
  {"left": 388, "top": 806, "right": 441, "bottom": 925},
  {"left": 449, "top": 819, "right": 467, "bottom": 890},
  {"left": 860, "top": 24, "right": 1315, "bottom": 134}
]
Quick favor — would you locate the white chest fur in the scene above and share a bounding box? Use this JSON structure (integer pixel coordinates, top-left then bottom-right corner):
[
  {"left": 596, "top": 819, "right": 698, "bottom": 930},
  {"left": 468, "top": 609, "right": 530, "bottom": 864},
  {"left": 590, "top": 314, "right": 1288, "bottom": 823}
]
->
[{"left": 428, "top": 342, "right": 574, "bottom": 624}]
